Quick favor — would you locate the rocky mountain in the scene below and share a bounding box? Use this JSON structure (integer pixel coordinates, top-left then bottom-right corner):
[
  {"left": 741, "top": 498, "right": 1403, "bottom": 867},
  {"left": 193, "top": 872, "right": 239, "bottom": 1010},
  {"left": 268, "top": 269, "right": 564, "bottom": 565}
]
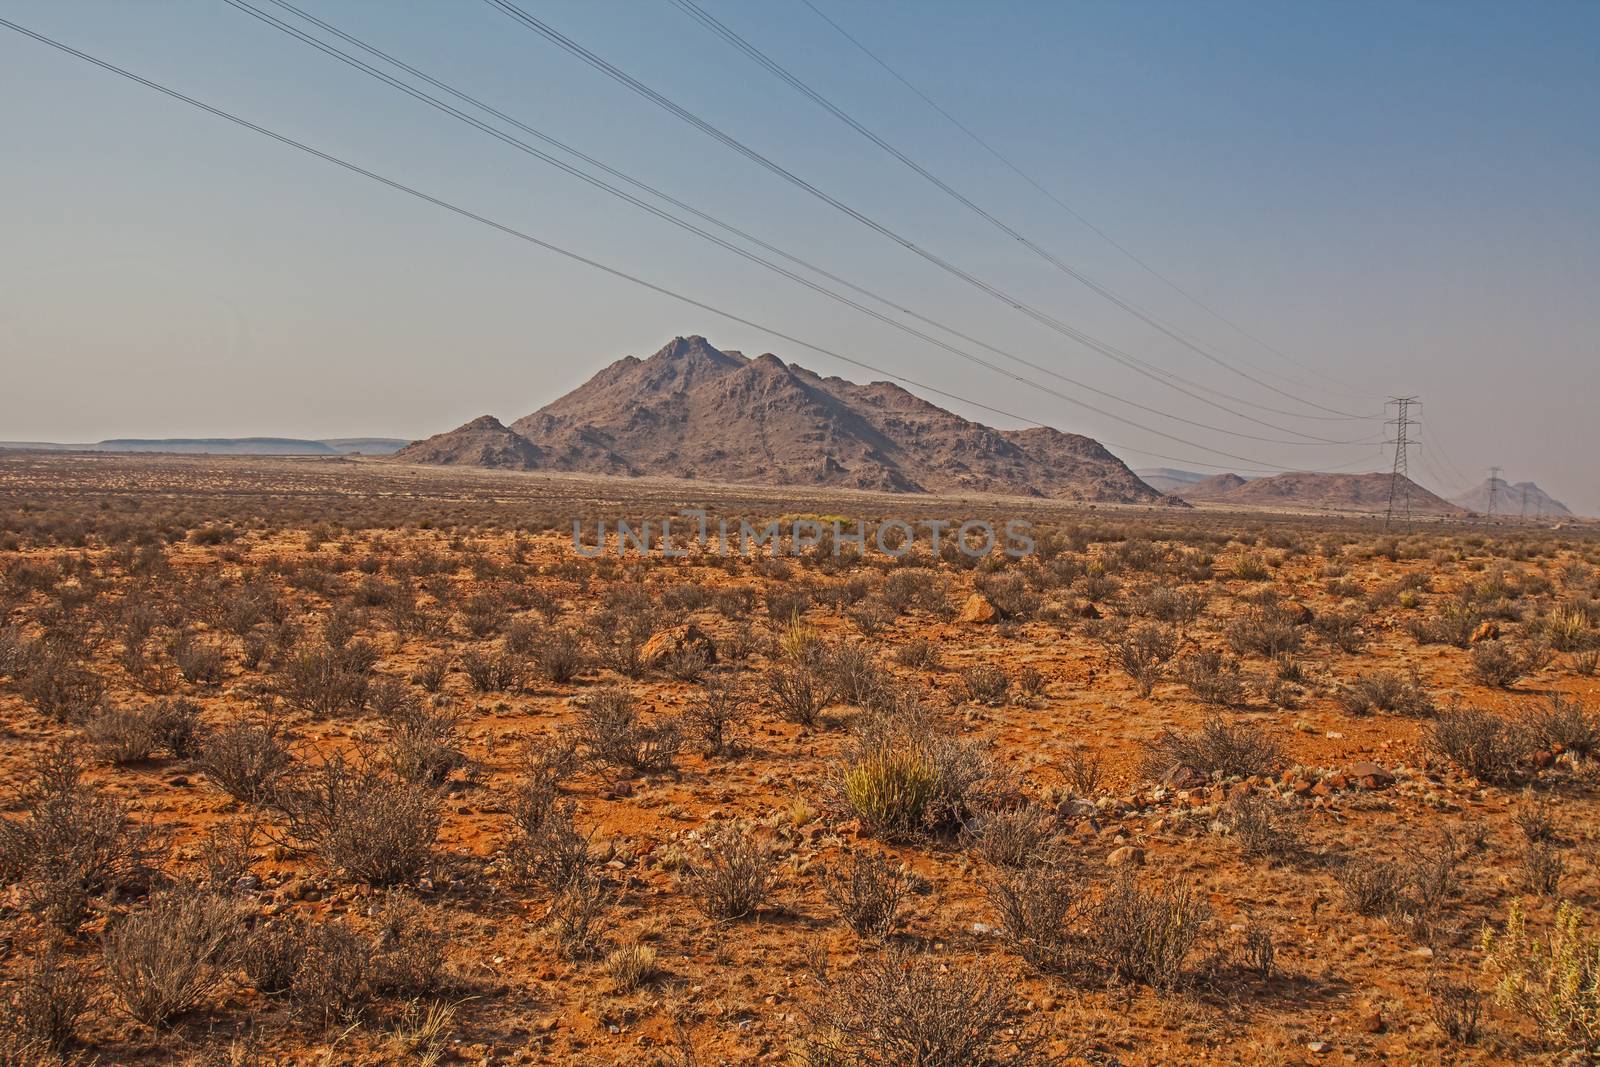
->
[
  {"left": 1135, "top": 467, "right": 1214, "bottom": 493},
  {"left": 1450, "top": 478, "right": 1574, "bottom": 519},
  {"left": 390, "top": 415, "right": 544, "bottom": 470},
  {"left": 1175, "top": 470, "right": 1466, "bottom": 515},
  {"left": 398, "top": 336, "right": 1162, "bottom": 502},
  {"left": 1175, "top": 472, "right": 1249, "bottom": 500}
]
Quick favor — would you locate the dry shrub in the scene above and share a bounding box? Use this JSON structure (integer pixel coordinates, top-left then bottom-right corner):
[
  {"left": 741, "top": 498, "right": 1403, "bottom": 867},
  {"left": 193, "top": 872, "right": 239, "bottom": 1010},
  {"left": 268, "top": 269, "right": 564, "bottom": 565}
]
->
[
  {"left": 174, "top": 635, "right": 225, "bottom": 686},
  {"left": 892, "top": 636, "right": 942, "bottom": 669},
  {"left": 273, "top": 753, "right": 440, "bottom": 886},
  {"left": 1337, "top": 834, "right": 1464, "bottom": 941},
  {"left": 1520, "top": 839, "right": 1565, "bottom": 896},
  {"left": 17, "top": 650, "right": 105, "bottom": 722},
  {"left": 1128, "top": 584, "right": 1206, "bottom": 624},
  {"left": 505, "top": 786, "right": 605, "bottom": 891},
  {"left": 0, "top": 746, "right": 166, "bottom": 932},
  {"left": 1225, "top": 604, "right": 1303, "bottom": 658},
  {"left": 383, "top": 704, "right": 465, "bottom": 786},
  {"left": 1104, "top": 622, "right": 1179, "bottom": 697},
  {"left": 1222, "top": 793, "right": 1304, "bottom": 864},
  {"left": 1085, "top": 870, "right": 1210, "bottom": 989},
  {"left": 1175, "top": 648, "right": 1245, "bottom": 706},
  {"left": 967, "top": 802, "right": 1059, "bottom": 868},
  {"left": 960, "top": 665, "right": 1010, "bottom": 706},
  {"left": 1522, "top": 694, "right": 1600, "bottom": 758},
  {"left": 1337, "top": 671, "right": 1435, "bottom": 717},
  {"left": 460, "top": 647, "right": 520, "bottom": 692},
  {"left": 987, "top": 859, "right": 1082, "bottom": 973},
  {"left": 1142, "top": 717, "right": 1281, "bottom": 781},
  {"left": 1427, "top": 975, "right": 1482, "bottom": 1046},
  {"left": 532, "top": 627, "right": 588, "bottom": 683},
  {"left": 197, "top": 717, "right": 293, "bottom": 804},
  {"left": 800, "top": 947, "right": 1044, "bottom": 1066},
  {"left": 685, "top": 676, "right": 748, "bottom": 757},
  {"left": 822, "top": 850, "right": 907, "bottom": 940},
  {"left": 1312, "top": 606, "right": 1367, "bottom": 652},
  {"left": 1470, "top": 640, "right": 1527, "bottom": 688},
  {"left": 767, "top": 664, "right": 833, "bottom": 726},
  {"left": 280, "top": 643, "right": 374, "bottom": 716},
  {"left": 290, "top": 919, "right": 373, "bottom": 1027},
  {"left": 240, "top": 915, "right": 308, "bottom": 995},
  {"left": 83, "top": 704, "right": 162, "bottom": 763},
  {"left": 575, "top": 686, "right": 682, "bottom": 778},
  {"left": 103, "top": 888, "right": 242, "bottom": 1028},
  {"left": 1428, "top": 707, "right": 1528, "bottom": 785},
  {"left": 547, "top": 867, "right": 613, "bottom": 960},
  {"left": 370, "top": 893, "right": 447, "bottom": 997},
  {"left": 2, "top": 945, "right": 90, "bottom": 1055},
  {"left": 681, "top": 820, "right": 778, "bottom": 920}
]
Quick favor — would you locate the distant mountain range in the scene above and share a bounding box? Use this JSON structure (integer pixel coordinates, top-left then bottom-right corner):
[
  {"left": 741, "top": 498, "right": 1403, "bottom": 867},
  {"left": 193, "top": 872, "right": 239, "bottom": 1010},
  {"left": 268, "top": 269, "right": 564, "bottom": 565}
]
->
[
  {"left": 1451, "top": 477, "right": 1573, "bottom": 519},
  {"left": 1174, "top": 470, "right": 1467, "bottom": 515},
  {"left": 393, "top": 336, "right": 1167, "bottom": 503},
  {"left": 1135, "top": 467, "right": 1222, "bottom": 493},
  {"left": 0, "top": 437, "right": 408, "bottom": 456}
]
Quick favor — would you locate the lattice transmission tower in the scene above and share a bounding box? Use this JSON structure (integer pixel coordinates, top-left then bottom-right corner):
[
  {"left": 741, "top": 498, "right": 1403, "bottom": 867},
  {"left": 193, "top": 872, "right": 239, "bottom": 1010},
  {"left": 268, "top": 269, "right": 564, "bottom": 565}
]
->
[{"left": 1385, "top": 396, "right": 1420, "bottom": 531}]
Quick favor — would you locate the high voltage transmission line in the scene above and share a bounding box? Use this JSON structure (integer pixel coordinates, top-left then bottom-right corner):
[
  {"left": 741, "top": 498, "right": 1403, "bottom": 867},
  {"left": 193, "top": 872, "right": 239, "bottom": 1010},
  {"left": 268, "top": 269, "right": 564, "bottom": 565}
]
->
[
  {"left": 0, "top": 14, "right": 1378, "bottom": 477},
  {"left": 481, "top": 0, "right": 1385, "bottom": 435},
  {"left": 668, "top": 0, "right": 1375, "bottom": 420},
  {"left": 793, "top": 0, "right": 1375, "bottom": 402},
  {"left": 219, "top": 0, "right": 1382, "bottom": 461}
]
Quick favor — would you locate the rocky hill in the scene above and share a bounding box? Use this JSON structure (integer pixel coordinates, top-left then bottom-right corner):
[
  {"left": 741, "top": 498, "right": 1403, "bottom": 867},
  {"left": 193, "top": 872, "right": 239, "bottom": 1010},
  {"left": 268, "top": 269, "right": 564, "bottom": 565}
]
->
[
  {"left": 1450, "top": 477, "right": 1574, "bottom": 519},
  {"left": 398, "top": 336, "right": 1161, "bottom": 502},
  {"left": 1176, "top": 470, "right": 1466, "bottom": 515},
  {"left": 390, "top": 415, "right": 544, "bottom": 470}
]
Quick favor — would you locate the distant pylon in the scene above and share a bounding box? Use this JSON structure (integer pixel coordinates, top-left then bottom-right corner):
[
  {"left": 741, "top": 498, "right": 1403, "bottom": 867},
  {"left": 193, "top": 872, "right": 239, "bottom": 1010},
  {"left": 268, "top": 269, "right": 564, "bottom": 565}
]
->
[
  {"left": 1384, "top": 396, "right": 1420, "bottom": 531},
  {"left": 1487, "top": 466, "right": 1503, "bottom": 519}
]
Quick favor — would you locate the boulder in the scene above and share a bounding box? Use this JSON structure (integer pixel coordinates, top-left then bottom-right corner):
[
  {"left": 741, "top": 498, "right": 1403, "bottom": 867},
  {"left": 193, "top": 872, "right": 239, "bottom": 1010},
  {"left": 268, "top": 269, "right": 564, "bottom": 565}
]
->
[
  {"left": 1347, "top": 761, "right": 1393, "bottom": 789},
  {"left": 640, "top": 623, "right": 717, "bottom": 669},
  {"left": 957, "top": 594, "right": 998, "bottom": 624},
  {"left": 1107, "top": 845, "right": 1146, "bottom": 868},
  {"left": 1470, "top": 620, "right": 1500, "bottom": 643}
]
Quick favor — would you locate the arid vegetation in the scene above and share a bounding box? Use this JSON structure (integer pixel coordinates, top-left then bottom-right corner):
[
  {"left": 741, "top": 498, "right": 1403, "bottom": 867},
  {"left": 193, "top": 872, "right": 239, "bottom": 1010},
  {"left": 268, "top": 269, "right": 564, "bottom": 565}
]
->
[{"left": 1, "top": 452, "right": 1599, "bottom": 1064}]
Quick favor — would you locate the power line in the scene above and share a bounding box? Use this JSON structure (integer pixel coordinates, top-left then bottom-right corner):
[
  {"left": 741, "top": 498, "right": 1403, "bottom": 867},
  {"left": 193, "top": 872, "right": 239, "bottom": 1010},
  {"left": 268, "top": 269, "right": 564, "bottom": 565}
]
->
[
  {"left": 0, "top": 13, "right": 1351, "bottom": 480},
  {"left": 219, "top": 0, "right": 1379, "bottom": 467},
  {"left": 483, "top": 1, "right": 1383, "bottom": 435},
  {"left": 1487, "top": 466, "right": 1503, "bottom": 519},
  {"left": 795, "top": 0, "right": 1375, "bottom": 403},
  {"left": 670, "top": 0, "right": 1377, "bottom": 420}
]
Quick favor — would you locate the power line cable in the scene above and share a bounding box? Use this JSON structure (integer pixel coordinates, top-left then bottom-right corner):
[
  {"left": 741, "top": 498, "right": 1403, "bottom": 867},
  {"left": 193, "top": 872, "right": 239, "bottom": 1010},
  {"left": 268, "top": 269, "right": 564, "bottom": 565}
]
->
[
  {"left": 225, "top": 0, "right": 1378, "bottom": 459},
  {"left": 795, "top": 0, "right": 1374, "bottom": 401},
  {"left": 671, "top": 0, "right": 1376, "bottom": 419},
  {"left": 483, "top": 0, "right": 1382, "bottom": 436},
  {"left": 0, "top": 13, "right": 1351, "bottom": 478}
]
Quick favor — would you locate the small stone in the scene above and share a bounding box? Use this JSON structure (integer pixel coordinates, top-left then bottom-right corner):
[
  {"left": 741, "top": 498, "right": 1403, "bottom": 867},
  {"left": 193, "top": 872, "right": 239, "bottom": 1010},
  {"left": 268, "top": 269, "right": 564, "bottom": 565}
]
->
[
  {"left": 1306, "top": 1040, "right": 1331, "bottom": 1054},
  {"left": 1107, "top": 845, "right": 1145, "bottom": 868}
]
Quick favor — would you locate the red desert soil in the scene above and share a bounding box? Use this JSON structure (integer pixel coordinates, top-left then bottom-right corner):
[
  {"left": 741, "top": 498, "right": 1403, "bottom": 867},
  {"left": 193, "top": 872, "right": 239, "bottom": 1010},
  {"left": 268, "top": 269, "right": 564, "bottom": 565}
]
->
[{"left": 0, "top": 452, "right": 1598, "bottom": 1065}]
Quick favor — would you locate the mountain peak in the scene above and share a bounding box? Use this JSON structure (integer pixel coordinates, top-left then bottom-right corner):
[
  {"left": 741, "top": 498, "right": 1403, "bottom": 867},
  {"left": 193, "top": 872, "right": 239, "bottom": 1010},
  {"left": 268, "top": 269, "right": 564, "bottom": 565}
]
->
[{"left": 402, "top": 336, "right": 1163, "bottom": 502}]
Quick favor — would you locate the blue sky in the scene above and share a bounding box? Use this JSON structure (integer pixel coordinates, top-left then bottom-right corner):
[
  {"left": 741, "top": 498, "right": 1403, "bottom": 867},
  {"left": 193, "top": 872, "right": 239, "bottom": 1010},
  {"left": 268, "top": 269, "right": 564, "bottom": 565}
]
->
[{"left": 3, "top": 1, "right": 1597, "bottom": 510}]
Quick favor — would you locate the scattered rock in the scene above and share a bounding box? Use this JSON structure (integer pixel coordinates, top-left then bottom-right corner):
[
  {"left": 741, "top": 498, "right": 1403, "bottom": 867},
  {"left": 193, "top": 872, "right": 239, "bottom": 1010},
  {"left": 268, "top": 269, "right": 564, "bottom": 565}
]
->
[
  {"left": 1348, "top": 761, "right": 1394, "bottom": 789},
  {"left": 1107, "top": 845, "right": 1146, "bottom": 868},
  {"left": 957, "top": 594, "right": 998, "bottom": 624},
  {"left": 640, "top": 623, "right": 717, "bottom": 669}
]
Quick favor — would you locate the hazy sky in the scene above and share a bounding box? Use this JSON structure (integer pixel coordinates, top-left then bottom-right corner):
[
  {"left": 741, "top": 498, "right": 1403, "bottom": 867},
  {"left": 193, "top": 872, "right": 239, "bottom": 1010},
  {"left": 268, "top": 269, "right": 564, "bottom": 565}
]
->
[{"left": 3, "top": 2, "right": 1597, "bottom": 511}]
